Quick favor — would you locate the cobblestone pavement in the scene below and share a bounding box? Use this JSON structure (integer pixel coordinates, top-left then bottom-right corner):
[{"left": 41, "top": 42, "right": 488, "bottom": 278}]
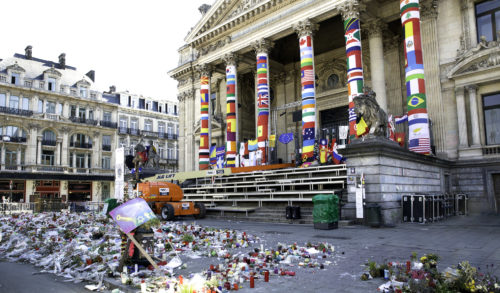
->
[
  {"left": 2, "top": 215, "right": 499, "bottom": 292},
  {"left": 182, "top": 215, "right": 500, "bottom": 292}
]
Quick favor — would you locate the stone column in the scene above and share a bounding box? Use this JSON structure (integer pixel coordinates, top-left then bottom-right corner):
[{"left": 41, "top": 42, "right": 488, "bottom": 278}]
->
[
  {"left": 223, "top": 53, "right": 239, "bottom": 167},
  {"left": 421, "top": 0, "right": 446, "bottom": 155},
  {"left": 196, "top": 64, "right": 213, "bottom": 170},
  {"left": 252, "top": 39, "right": 273, "bottom": 165},
  {"left": 72, "top": 153, "right": 76, "bottom": 170},
  {"left": 16, "top": 146, "right": 21, "bottom": 170},
  {"left": 467, "top": 85, "right": 481, "bottom": 146},
  {"left": 400, "top": 0, "right": 432, "bottom": 154},
  {"left": 455, "top": 87, "right": 468, "bottom": 148},
  {"left": 293, "top": 19, "right": 319, "bottom": 162},
  {"left": 366, "top": 18, "right": 388, "bottom": 112},
  {"left": 1, "top": 144, "right": 5, "bottom": 168},
  {"left": 55, "top": 138, "right": 62, "bottom": 165},
  {"left": 177, "top": 93, "right": 185, "bottom": 172},
  {"left": 339, "top": 0, "right": 366, "bottom": 141},
  {"left": 61, "top": 127, "right": 69, "bottom": 166},
  {"left": 27, "top": 124, "right": 39, "bottom": 165},
  {"left": 92, "top": 132, "right": 100, "bottom": 168},
  {"left": 84, "top": 153, "right": 88, "bottom": 169},
  {"left": 37, "top": 136, "right": 42, "bottom": 165}
]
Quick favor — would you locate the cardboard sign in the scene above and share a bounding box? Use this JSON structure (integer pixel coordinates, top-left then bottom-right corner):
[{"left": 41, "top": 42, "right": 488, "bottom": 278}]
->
[{"left": 109, "top": 198, "right": 156, "bottom": 233}]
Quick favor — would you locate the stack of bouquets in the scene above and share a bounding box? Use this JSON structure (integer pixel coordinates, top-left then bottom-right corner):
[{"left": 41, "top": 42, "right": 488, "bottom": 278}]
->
[{"left": 0, "top": 213, "right": 339, "bottom": 292}]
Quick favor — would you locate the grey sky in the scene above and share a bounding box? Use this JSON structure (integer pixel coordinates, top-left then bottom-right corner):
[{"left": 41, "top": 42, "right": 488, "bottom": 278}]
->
[{"left": 0, "top": 0, "right": 212, "bottom": 101}]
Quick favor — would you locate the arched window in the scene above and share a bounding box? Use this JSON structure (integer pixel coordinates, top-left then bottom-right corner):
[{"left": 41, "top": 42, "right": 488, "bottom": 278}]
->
[{"left": 42, "top": 130, "right": 56, "bottom": 146}]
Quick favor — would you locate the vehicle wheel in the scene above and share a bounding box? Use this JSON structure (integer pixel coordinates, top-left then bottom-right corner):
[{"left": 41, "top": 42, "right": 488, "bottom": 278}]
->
[
  {"left": 161, "top": 204, "right": 175, "bottom": 221},
  {"left": 193, "top": 202, "right": 206, "bottom": 219}
]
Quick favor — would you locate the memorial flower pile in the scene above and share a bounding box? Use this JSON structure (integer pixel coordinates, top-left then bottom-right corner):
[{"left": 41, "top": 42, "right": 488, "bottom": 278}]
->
[
  {"left": 0, "top": 212, "right": 339, "bottom": 292},
  {"left": 362, "top": 252, "right": 500, "bottom": 293}
]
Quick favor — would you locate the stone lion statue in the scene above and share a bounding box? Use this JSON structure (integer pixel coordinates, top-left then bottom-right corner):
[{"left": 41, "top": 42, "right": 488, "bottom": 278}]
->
[{"left": 353, "top": 90, "right": 387, "bottom": 137}]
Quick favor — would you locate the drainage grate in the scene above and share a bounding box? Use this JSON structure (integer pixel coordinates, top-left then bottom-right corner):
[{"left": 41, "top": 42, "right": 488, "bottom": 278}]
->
[
  {"left": 313, "top": 235, "right": 351, "bottom": 240},
  {"left": 263, "top": 231, "right": 293, "bottom": 234}
]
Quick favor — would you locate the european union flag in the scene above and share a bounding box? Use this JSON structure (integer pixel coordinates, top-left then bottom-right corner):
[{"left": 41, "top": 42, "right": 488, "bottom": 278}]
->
[{"left": 279, "top": 133, "right": 294, "bottom": 144}]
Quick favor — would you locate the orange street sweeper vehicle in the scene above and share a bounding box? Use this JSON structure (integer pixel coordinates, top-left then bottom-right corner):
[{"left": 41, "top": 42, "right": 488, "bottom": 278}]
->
[{"left": 135, "top": 181, "right": 206, "bottom": 221}]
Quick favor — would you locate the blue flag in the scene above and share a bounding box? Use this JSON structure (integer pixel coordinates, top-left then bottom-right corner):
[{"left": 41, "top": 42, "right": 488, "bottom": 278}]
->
[{"left": 279, "top": 133, "right": 294, "bottom": 144}]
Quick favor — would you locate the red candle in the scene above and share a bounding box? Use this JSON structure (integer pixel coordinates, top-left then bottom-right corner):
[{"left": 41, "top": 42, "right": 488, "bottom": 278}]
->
[
  {"left": 250, "top": 276, "right": 255, "bottom": 288},
  {"left": 406, "top": 261, "right": 411, "bottom": 273},
  {"left": 233, "top": 283, "right": 239, "bottom": 290},
  {"left": 264, "top": 271, "right": 269, "bottom": 282}
]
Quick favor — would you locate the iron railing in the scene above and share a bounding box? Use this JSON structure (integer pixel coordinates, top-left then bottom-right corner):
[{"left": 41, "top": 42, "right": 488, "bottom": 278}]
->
[
  {"left": 100, "top": 121, "right": 117, "bottom": 128},
  {"left": 41, "top": 139, "right": 56, "bottom": 146},
  {"left": 0, "top": 106, "right": 33, "bottom": 117}
]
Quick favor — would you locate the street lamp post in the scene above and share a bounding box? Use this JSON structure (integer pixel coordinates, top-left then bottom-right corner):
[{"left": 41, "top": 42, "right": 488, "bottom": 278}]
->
[{"left": 9, "top": 180, "right": 13, "bottom": 203}]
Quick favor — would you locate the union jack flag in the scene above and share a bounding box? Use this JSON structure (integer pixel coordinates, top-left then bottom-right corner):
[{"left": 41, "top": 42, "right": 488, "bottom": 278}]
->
[{"left": 257, "top": 96, "right": 269, "bottom": 107}]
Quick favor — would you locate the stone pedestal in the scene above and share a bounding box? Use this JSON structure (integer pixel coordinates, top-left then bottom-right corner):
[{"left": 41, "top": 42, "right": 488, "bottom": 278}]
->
[{"left": 339, "top": 137, "right": 449, "bottom": 226}]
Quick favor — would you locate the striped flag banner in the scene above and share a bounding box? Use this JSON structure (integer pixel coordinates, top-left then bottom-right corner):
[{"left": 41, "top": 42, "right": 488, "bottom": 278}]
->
[
  {"left": 199, "top": 75, "right": 211, "bottom": 169},
  {"left": 344, "top": 17, "right": 364, "bottom": 141},
  {"left": 299, "top": 34, "right": 317, "bottom": 162},
  {"left": 401, "top": 0, "right": 431, "bottom": 155},
  {"left": 256, "top": 52, "right": 269, "bottom": 164},
  {"left": 225, "top": 64, "right": 238, "bottom": 167}
]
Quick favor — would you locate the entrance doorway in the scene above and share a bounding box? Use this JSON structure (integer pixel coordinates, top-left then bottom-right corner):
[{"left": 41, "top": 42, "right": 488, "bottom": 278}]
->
[
  {"left": 494, "top": 174, "right": 500, "bottom": 214},
  {"left": 320, "top": 106, "right": 349, "bottom": 146}
]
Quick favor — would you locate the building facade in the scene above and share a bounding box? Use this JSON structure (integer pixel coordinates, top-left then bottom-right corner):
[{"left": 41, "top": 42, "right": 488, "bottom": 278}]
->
[
  {"left": 0, "top": 47, "right": 178, "bottom": 203},
  {"left": 169, "top": 0, "right": 500, "bottom": 213}
]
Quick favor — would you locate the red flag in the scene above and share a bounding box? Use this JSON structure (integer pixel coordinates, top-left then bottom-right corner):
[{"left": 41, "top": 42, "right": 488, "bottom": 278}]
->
[{"left": 395, "top": 133, "right": 405, "bottom": 147}]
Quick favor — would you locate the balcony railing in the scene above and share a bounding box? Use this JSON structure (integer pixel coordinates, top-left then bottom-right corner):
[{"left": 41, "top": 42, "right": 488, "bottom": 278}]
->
[
  {"left": 483, "top": 145, "right": 500, "bottom": 156},
  {"left": 102, "top": 145, "right": 111, "bottom": 151},
  {"left": 167, "top": 159, "right": 178, "bottom": 165},
  {"left": 69, "top": 116, "right": 98, "bottom": 126},
  {"left": 167, "top": 134, "right": 178, "bottom": 140},
  {"left": 129, "top": 128, "right": 140, "bottom": 136},
  {"left": 119, "top": 127, "right": 128, "bottom": 134},
  {"left": 41, "top": 140, "right": 56, "bottom": 146},
  {"left": 141, "top": 130, "right": 158, "bottom": 137},
  {"left": 2, "top": 136, "right": 27, "bottom": 143},
  {"left": 37, "top": 166, "right": 64, "bottom": 172},
  {"left": 0, "top": 106, "right": 33, "bottom": 117},
  {"left": 100, "top": 121, "right": 117, "bottom": 129},
  {"left": 70, "top": 142, "right": 92, "bottom": 149}
]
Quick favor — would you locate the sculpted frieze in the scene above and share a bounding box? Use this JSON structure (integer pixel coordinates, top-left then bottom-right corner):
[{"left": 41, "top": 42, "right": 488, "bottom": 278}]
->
[{"left": 200, "top": 36, "right": 232, "bottom": 56}]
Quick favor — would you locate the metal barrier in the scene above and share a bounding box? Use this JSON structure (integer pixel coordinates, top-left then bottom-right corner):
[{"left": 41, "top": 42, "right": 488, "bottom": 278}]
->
[{"left": 0, "top": 201, "right": 106, "bottom": 215}]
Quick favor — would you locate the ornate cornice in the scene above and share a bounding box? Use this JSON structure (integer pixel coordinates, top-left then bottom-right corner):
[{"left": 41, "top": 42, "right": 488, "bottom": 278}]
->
[
  {"left": 222, "top": 52, "right": 239, "bottom": 67},
  {"left": 338, "top": 0, "right": 366, "bottom": 21},
  {"left": 364, "top": 18, "right": 387, "bottom": 39},
  {"left": 200, "top": 36, "right": 231, "bottom": 57},
  {"left": 6, "top": 62, "right": 25, "bottom": 73},
  {"left": 195, "top": 63, "right": 214, "bottom": 77},
  {"left": 43, "top": 66, "right": 62, "bottom": 77},
  {"left": 448, "top": 46, "right": 500, "bottom": 78},
  {"left": 178, "top": 89, "right": 195, "bottom": 102},
  {"left": 420, "top": 0, "right": 439, "bottom": 20},
  {"left": 293, "top": 19, "right": 319, "bottom": 38},
  {"left": 466, "top": 84, "right": 478, "bottom": 91},
  {"left": 76, "top": 78, "right": 91, "bottom": 87},
  {"left": 252, "top": 38, "right": 274, "bottom": 55}
]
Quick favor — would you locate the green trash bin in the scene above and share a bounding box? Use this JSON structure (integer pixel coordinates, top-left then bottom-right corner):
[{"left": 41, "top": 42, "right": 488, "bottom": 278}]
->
[
  {"left": 103, "top": 198, "right": 118, "bottom": 217},
  {"left": 312, "top": 194, "right": 339, "bottom": 230}
]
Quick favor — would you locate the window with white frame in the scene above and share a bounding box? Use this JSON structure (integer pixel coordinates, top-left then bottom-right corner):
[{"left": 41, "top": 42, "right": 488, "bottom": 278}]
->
[
  {"left": 0, "top": 93, "right": 5, "bottom": 107},
  {"left": 103, "top": 111, "right": 112, "bottom": 122},
  {"left": 119, "top": 117, "right": 127, "bottom": 128},
  {"left": 130, "top": 119, "right": 138, "bottom": 130},
  {"left": 9, "top": 96, "right": 19, "bottom": 109},
  {"left": 102, "top": 156, "right": 111, "bottom": 169},
  {"left": 38, "top": 100, "right": 44, "bottom": 113},
  {"left": 145, "top": 120, "right": 152, "bottom": 131},
  {"left": 70, "top": 105, "right": 76, "bottom": 117},
  {"left": 22, "top": 97, "right": 29, "bottom": 111},
  {"left": 11, "top": 73, "right": 20, "bottom": 85},
  {"left": 102, "top": 135, "right": 111, "bottom": 148},
  {"left": 158, "top": 122, "right": 165, "bottom": 134},
  {"left": 45, "top": 101, "right": 56, "bottom": 114},
  {"left": 48, "top": 78, "right": 56, "bottom": 91},
  {"left": 167, "top": 125, "right": 172, "bottom": 135},
  {"left": 41, "top": 150, "right": 55, "bottom": 165},
  {"left": 146, "top": 101, "right": 152, "bottom": 110},
  {"left": 80, "top": 87, "right": 88, "bottom": 98},
  {"left": 56, "top": 103, "right": 62, "bottom": 114}
]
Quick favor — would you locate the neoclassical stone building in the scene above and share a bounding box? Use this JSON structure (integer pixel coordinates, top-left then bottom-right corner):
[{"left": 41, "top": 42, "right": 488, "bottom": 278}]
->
[
  {"left": 169, "top": 0, "right": 500, "bottom": 213},
  {"left": 0, "top": 47, "right": 179, "bottom": 203}
]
